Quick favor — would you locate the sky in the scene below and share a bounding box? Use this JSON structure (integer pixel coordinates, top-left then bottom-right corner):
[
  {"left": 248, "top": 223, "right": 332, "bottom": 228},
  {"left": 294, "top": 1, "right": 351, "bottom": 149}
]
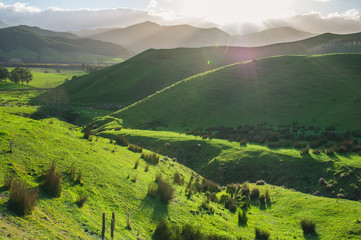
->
[{"left": 0, "top": 0, "right": 361, "bottom": 34}]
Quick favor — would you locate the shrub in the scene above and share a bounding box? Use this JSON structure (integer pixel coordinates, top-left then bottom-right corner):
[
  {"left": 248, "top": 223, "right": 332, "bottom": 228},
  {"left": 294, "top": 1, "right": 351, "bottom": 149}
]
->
[
  {"left": 238, "top": 209, "right": 248, "bottom": 225},
  {"left": 153, "top": 221, "right": 172, "bottom": 240},
  {"left": 207, "top": 192, "right": 219, "bottom": 203},
  {"left": 42, "top": 162, "right": 62, "bottom": 197},
  {"left": 76, "top": 194, "right": 88, "bottom": 207},
  {"left": 116, "top": 135, "right": 129, "bottom": 146},
  {"left": 8, "top": 179, "right": 38, "bottom": 216},
  {"left": 141, "top": 152, "right": 160, "bottom": 164},
  {"left": 250, "top": 188, "right": 260, "bottom": 200},
  {"left": 202, "top": 179, "right": 220, "bottom": 193},
  {"left": 148, "top": 183, "right": 158, "bottom": 199},
  {"left": 300, "top": 219, "right": 316, "bottom": 234},
  {"left": 128, "top": 144, "right": 143, "bottom": 153},
  {"left": 255, "top": 228, "right": 270, "bottom": 240}
]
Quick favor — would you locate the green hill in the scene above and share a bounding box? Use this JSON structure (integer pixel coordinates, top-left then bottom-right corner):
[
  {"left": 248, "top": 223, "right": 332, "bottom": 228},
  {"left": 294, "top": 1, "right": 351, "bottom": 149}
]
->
[
  {"left": 0, "top": 26, "right": 135, "bottom": 63},
  {"left": 2, "top": 95, "right": 361, "bottom": 239},
  {"left": 97, "top": 54, "right": 361, "bottom": 132},
  {"left": 64, "top": 31, "right": 361, "bottom": 106}
]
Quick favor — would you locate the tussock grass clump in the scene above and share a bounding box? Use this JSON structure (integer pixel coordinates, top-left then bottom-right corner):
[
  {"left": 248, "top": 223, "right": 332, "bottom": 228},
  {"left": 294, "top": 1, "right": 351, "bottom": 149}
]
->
[
  {"left": 199, "top": 200, "right": 214, "bottom": 214},
  {"left": 144, "top": 164, "right": 150, "bottom": 172},
  {"left": 238, "top": 209, "right": 248, "bottom": 225},
  {"left": 116, "top": 135, "right": 129, "bottom": 146},
  {"left": 153, "top": 221, "right": 172, "bottom": 240},
  {"left": 128, "top": 144, "right": 143, "bottom": 153},
  {"left": 301, "top": 219, "right": 316, "bottom": 234},
  {"left": 224, "top": 198, "right": 237, "bottom": 212},
  {"left": 259, "top": 194, "right": 266, "bottom": 205},
  {"left": 141, "top": 152, "right": 160, "bottom": 164},
  {"left": 241, "top": 182, "right": 250, "bottom": 196},
  {"left": 134, "top": 160, "right": 139, "bottom": 169},
  {"left": 76, "top": 193, "right": 88, "bottom": 207},
  {"left": 148, "top": 174, "right": 175, "bottom": 204},
  {"left": 250, "top": 188, "right": 260, "bottom": 200},
  {"left": 265, "top": 190, "right": 271, "bottom": 204},
  {"left": 4, "top": 173, "right": 15, "bottom": 189},
  {"left": 42, "top": 162, "right": 62, "bottom": 197},
  {"left": 173, "top": 172, "right": 184, "bottom": 185},
  {"left": 83, "top": 125, "right": 92, "bottom": 140},
  {"left": 255, "top": 228, "right": 270, "bottom": 240},
  {"left": 8, "top": 179, "right": 38, "bottom": 216}
]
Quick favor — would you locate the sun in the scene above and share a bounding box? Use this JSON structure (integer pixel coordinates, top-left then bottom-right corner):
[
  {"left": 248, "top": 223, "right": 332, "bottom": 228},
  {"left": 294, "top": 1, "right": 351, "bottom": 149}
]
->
[{"left": 182, "top": 0, "right": 292, "bottom": 24}]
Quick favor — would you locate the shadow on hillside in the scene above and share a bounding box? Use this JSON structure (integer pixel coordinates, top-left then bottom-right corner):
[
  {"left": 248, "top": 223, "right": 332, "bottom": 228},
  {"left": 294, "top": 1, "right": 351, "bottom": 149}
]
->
[
  {"left": 304, "top": 233, "right": 320, "bottom": 240},
  {"left": 139, "top": 195, "right": 168, "bottom": 220}
]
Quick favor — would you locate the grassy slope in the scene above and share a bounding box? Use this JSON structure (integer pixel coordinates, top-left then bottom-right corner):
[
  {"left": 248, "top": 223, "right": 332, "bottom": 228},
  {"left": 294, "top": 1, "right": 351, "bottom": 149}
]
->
[
  {"left": 64, "top": 47, "right": 249, "bottom": 105},
  {"left": 101, "top": 54, "right": 361, "bottom": 131},
  {"left": 1, "top": 110, "right": 361, "bottom": 239},
  {"left": 98, "top": 128, "right": 361, "bottom": 199}
]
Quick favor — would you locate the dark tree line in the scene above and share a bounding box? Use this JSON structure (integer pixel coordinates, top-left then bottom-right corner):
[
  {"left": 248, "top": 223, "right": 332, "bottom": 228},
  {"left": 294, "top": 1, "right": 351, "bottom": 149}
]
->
[{"left": 0, "top": 66, "right": 33, "bottom": 85}]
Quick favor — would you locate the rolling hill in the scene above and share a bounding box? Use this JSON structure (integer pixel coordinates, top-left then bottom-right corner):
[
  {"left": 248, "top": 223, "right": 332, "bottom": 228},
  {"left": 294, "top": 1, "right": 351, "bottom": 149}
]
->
[
  {"left": 64, "top": 31, "right": 361, "bottom": 106},
  {"left": 2, "top": 93, "right": 361, "bottom": 239},
  {"left": 74, "top": 21, "right": 316, "bottom": 52},
  {"left": 0, "top": 26, "right": 135, "bottom": 63},
  {"left": 94, "top": 54, "right": 361, "bottom": 132}
]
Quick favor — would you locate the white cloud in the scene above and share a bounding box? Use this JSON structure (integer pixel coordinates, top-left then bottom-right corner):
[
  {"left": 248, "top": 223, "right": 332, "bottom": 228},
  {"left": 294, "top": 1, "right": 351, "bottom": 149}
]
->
[
  {"left": 0, "top": 2, "right": 360, "bottom": 35},
  {"left": 147, "top": 0, "right": 158, "bottom": 8}
]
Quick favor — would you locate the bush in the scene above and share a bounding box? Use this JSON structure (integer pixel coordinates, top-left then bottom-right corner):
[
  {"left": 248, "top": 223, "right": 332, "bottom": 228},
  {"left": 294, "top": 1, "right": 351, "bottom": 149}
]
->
[
  {"left": 199, "top": 200, "right": 214, "bottom": 214},
  {"left": 250, "top": 188, "right": 260, "bottom": 200},
  {"left": 8, "top": 179, "right": 38, "bottom": 216},
  {"left": 225, "top": 198, "right": 237, "bottom": 212},
  {"left": 128, "top": 144, "right": 143, "bottom": 153},
  {"left": 116, "top": 135, "right": 129, "bottom": 146},
  {"left": 207, "top": 192, "right": 219, "bottom": 203},
  {"left": 141, "top": 152, "right": 160, "bottom": 164},
  {"left": 83, "top": 125, "right": 92, "bottom": 140},
  {"left": 301, "top": 219, "right": 316, "bottom": 234},
  {"left": 76, "top": 194, "right": 88, "bottom": 207},
  {"left": 255, "top": 228, "right": 270, "bottom": 240},
  {"left": 42, "top": 162, "right": 62, "bottom": 197}
]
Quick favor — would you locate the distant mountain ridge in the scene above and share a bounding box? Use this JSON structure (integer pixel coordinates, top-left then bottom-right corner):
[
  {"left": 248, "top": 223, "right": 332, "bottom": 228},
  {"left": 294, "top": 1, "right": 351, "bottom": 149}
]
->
[
  {"left": 74, "top": 21, "right": 316, "bottom": 52},
  {"left": 0, "top": 20, "right": 8, "bottom": 29},
  {"left": 0, "top": 26, "right": 135, "bottom": 63}
]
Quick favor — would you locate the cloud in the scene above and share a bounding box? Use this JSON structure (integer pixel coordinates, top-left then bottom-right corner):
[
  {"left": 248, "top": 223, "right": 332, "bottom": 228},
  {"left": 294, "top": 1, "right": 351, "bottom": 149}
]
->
[
  {"left": 147, "top": 0, "right": 158, "bottom": 8},
  {"left": 0, "top": 2, "right": 360, "bottom": 35}
]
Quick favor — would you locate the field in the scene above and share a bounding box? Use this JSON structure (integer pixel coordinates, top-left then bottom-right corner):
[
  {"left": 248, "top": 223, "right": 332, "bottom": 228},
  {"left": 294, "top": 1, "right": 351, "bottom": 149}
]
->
[
  {"left": 3, "top": 67, "right": 85, "bottom": 88},
  {"left": 1, "top": 85, "right": 361, "bottom": 239}
]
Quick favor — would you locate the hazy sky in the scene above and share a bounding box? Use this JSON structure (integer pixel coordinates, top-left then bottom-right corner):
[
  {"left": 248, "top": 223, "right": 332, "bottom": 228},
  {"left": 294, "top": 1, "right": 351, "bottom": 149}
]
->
[{"left": 0, "top": 0, "right": 361, "bottom": 34}]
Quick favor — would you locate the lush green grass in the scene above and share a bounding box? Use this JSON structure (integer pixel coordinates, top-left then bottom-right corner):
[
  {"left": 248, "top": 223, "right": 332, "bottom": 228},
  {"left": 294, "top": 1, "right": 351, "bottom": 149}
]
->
[
  {"left": 1, "top": 111, "right": 361, "bottom": 239},
  {"left": 98, "top": 128, "right": 361, "bottom": 200},
  {"left": 1, "top": 85, "right": 361, "bottom": 239},
  {"left": 29, "top": 68, "right": 85, "bottom": 88},
  {"left": 98, "top": 54, "right": 361, "bottom": 132}
]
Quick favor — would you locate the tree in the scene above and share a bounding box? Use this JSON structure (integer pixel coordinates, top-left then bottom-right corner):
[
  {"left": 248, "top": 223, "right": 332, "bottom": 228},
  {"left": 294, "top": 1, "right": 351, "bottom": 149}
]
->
[
  {"left": 9, "top": 68, "right": 22, "bottom": 84},
  {"left": 9, "top": 68, "right": 33, "bottom": 85},
  {"left": 0, "top": 66, "right": 9, "bottom": 82}
]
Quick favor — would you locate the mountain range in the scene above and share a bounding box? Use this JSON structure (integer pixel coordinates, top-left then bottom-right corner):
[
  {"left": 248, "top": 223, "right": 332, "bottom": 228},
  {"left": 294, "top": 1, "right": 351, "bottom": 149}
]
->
[
  {"left": 0, "top": 26, "right": 135, "bottom": 64},
  {"left": 74, "top": 21, "right": 316, "bottom": 52}
]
